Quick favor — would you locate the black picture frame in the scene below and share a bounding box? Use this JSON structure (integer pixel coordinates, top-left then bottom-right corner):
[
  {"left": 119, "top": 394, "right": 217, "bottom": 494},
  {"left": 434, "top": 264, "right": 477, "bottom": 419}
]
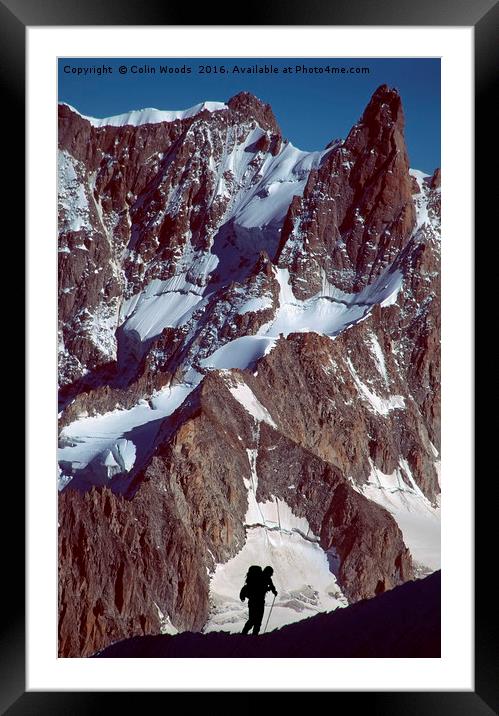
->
[{"left": 8, "top": 0, "right": 493, "bottom": 711}]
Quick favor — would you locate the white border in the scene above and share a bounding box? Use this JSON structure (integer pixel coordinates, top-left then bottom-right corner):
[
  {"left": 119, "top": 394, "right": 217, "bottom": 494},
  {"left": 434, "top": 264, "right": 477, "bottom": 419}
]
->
[{"left": 27, "top": 26, "right": 473, "bottom": 691}]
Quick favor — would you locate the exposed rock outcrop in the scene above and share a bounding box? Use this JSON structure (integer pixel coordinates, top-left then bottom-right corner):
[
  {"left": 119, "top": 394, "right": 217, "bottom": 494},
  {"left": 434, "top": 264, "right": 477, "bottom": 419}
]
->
[{"left": 277, "top": 84, "right": 416, "bottom": 297}]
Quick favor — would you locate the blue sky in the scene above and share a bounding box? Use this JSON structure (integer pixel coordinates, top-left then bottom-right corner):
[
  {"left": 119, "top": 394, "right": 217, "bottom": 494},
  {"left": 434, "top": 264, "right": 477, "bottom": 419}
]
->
[{"left": 58, "top": 58, "right": 440, "bottom": 174}]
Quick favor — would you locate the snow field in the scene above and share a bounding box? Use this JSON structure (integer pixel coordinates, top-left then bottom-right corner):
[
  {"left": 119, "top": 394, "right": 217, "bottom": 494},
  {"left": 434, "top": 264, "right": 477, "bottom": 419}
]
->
[
  {"left": 204, "top": 526, "right": 348, "bottom": 634},
  {"left": 353, "top": 459, "right": 440, "bottom": 573},
  {"left": 58, "top": 382, "right": 195, "bottom": 488}
]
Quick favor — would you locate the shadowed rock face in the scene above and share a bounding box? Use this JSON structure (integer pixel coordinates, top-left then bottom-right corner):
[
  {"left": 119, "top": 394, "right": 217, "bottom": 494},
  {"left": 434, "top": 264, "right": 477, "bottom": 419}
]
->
[
  {"left": 58, "top": 87, "right": 440, "bottom": 658},
  {"left": 58, "top": 483, "right": 211, "bottom": 658}
]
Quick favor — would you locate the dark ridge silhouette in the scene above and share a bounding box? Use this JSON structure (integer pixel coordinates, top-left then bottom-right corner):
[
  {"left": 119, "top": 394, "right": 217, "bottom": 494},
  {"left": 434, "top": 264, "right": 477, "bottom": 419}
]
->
[{"left": 93, "top": 571, "right": 440, "bottom": 658}]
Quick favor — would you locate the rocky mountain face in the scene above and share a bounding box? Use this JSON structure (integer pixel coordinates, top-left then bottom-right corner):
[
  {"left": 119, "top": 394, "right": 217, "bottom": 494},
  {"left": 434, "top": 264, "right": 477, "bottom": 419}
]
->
[{"left": 58, "top": 86, "right": 441, "bottom": 658}]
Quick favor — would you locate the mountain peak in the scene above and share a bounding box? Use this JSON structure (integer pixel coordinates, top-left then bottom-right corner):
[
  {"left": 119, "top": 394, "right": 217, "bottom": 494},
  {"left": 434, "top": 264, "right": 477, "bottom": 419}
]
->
[
  {"left": 227, "top": 90, "right": 269, "bottom": 112},
  {"left": 359, "top": 83, "right": 404, "bottom": 131},
  {"left": 227, "top": 91, "right": 281, "bottom": 136}
]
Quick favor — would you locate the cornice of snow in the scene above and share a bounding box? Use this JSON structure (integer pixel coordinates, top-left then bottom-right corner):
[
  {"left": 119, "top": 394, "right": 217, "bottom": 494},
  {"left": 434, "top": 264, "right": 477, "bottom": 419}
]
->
[{"left": 59, "top": 101, "right": 228, "bottom": 127}]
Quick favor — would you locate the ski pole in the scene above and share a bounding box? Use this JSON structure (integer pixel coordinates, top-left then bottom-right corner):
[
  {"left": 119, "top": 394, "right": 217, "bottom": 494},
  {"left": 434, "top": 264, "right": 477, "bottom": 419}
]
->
[{"left": 263, "top": 594, "right": 276, "bottom": 634}]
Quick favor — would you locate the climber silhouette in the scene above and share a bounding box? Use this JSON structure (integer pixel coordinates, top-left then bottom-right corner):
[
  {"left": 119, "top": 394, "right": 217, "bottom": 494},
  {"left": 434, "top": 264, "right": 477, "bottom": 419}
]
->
[{"left": 240, "top": 565, "right": 278, "bottom": 635}]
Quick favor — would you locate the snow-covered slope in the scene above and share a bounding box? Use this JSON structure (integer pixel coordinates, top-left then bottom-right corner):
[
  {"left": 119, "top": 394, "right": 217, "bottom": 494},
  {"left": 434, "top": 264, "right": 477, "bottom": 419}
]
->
[{"left": 60, "top": 101, "right": 227, "bottom": 127}]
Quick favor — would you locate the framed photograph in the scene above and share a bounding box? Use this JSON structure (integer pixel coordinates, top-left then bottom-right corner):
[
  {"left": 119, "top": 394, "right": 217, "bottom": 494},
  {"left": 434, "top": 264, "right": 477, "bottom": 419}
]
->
[{"left": 8, "top": 0, "right": 492, "bottom": 711}]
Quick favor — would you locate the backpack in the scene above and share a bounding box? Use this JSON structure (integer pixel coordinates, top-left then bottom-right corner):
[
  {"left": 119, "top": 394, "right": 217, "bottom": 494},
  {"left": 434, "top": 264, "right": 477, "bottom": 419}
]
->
[{"left": 240, "top": 565, "right": 263, "bottom": 601}]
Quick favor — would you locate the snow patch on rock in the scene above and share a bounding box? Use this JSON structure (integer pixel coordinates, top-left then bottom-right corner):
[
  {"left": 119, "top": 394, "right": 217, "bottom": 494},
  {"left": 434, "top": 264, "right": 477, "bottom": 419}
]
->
[
  {"left": 226, "top": 378, "right": 277, "bottom": 429},
  {"left": 347, "top": 358, "right": 405, "bottom": 416}
]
